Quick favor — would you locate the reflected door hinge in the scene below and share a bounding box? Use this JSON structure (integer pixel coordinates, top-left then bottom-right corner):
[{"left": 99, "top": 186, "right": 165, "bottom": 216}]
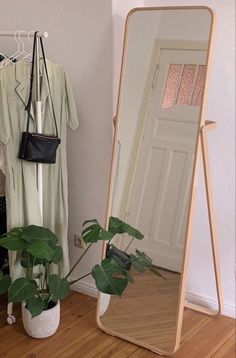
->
[{"left": 152, "top": 64, "right": 159, "bottom": 89}]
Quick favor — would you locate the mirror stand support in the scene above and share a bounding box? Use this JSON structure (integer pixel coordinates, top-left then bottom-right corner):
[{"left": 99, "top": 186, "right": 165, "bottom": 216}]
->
[{"left": 185, "top": 120, "right": 224, "bottom": 316}]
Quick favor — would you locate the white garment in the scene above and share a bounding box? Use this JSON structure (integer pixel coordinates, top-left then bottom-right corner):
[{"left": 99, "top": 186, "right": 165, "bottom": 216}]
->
[
  {"left": 0, "top": 144, "right": 6, "bottom": 196},
  {"left": 0, "top": 171, "right": 5, "bottom": 196},
  {"left": 0, "top": 144, "right": 6, "bottom": 175}
]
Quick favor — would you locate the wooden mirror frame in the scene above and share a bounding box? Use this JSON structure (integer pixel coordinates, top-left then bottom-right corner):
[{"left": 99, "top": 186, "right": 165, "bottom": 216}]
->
[{"left": 97, "top": 6, "right": 217, "bottom": 355}]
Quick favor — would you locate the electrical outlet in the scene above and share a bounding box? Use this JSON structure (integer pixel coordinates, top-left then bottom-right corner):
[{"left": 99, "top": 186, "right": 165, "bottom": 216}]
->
[{"left": 74, "top": 234, "right": 86, "bottom": 249}]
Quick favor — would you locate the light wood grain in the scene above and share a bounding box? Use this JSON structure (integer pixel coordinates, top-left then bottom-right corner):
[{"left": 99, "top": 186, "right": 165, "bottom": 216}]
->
[
  {"left": 0, "top": 291, "right": 235, "bottom": 357},
  {"left": 200, "top": 124, "right": 224, "bottom": 313},
  {"left": 212, "top": 334, "right": 236, "bottom": 358},
  {"left": 100, "top": 270, "right": 180, "bottom": 352}
]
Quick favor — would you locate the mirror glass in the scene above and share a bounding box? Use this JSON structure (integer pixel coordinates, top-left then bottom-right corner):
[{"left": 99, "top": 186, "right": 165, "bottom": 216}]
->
[{"left": 98, "top": 8, "right": 213, "bottom": 354}]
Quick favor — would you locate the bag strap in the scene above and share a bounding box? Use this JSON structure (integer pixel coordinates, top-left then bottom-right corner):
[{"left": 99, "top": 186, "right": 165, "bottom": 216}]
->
[
  {"left": 25, "top": 31, "right": 37, "bottom": 132},
  {"left": 25, "top": 31, "right": 59, "bottom": 137},
  {"left": 39, "top": 37, "right": 59, "bottom": 137}
]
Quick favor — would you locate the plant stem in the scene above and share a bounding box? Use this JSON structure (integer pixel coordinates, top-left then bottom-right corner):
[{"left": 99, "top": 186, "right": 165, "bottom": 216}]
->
[
  {"left": 45, "top": 261, "right": 49, "bottom": 287},
  {"left": 32, "top": 257, "right": 36, "bottom": 281},
  {"left": 39, "top": 265, "right": 43, "bottom": 300},
  {"left": 124, "top": 236, "right": 134, "bottom": 252},
  {"left": 27, "top": 252, "right": 30, "bottom": 279},
  {"left": 46, "top": 292, "right": 53, "bottom": 306},
  {"left": 69, "top": 272, "right": 92, "bottom": 285},
  {"left": 42, "top": 262, "right": 47, "bottom": 302},
  {"left": 65, "top": 243, "right": 93, "bottom": 279}
]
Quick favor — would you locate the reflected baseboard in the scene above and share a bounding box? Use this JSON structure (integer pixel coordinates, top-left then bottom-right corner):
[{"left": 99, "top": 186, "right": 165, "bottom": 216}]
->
[
  {"left": 71, "top": 279, "right": 98, "bottom": 299},
  {"left": 186, "top": 291, "right": 236, "bottom": 319}
]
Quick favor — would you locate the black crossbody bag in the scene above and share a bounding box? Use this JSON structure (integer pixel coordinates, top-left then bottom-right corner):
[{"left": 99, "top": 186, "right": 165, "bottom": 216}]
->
[{"left": 19, "top": 31, "right": 61, "bottom": 164}]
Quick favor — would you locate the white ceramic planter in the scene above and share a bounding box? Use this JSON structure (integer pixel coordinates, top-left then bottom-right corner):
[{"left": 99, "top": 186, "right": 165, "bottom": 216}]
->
[{"left": 21, "top": 300, "right": 60, "bottom": 338}]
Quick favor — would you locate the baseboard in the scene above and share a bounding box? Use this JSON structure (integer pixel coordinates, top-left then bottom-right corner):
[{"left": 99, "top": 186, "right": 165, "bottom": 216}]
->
[
  {"left": 71, "top": 280, "right": 98, "bottom": 299},
  {"left": 71, "top": 281, "right": 236, "bottom": 319},
  {"left": 186, "top": 291, "right": 236, "bottom": 319}
]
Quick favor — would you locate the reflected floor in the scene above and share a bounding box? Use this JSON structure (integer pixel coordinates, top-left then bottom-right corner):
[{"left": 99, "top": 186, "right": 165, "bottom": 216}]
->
[{"left": 100, "top": 269, "right": 181, "bottom": 352}]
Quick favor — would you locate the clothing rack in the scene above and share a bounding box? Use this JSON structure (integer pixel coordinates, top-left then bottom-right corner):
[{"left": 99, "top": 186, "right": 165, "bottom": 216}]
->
[
  {"left": 0, "top": 31, "right": 48, "bottom": 38},
  {"left": 0, "top": 30, "right": 48, "bottom": 218},
  {"left": 0, "top": 30, "right": 48, "bottom": 324}
]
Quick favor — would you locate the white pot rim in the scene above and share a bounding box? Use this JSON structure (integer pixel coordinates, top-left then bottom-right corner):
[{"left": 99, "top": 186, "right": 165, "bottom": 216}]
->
[{"left": 22, "top": 299, "right": 60, "bottom": 312}]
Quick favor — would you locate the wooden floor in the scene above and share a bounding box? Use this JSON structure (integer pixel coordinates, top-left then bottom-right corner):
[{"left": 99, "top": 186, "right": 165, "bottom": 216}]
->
[
  {"left": 0, "top": 291, "right": 235, "bottom": 357},
  {"left": 100, "top": 269, "right": 181, "bottom": 352}
]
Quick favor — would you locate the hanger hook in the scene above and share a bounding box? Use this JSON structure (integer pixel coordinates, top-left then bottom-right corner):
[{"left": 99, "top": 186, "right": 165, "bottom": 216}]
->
[
  {"left": 27, "top": 30, "right": 34, "bottom": 44},
  {"left": 18, "top": 30, "right": 26, "bottom": 52},
  {"left": 14, "top": 30, "right": 20, "bottom": 53}
]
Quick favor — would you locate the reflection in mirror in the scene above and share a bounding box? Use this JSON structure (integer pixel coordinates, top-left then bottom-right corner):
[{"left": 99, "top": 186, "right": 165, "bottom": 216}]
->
[{"left": 98, "top": 8, "right": 213, "bottom": 354}]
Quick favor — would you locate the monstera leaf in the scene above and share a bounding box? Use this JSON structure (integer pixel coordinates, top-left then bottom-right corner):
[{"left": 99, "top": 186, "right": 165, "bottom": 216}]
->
[
  {"left": 108, "top": 217, "right": 144, "bottom": 240},
  {"left": 26, "top": 241, "right": 55, "bottom": 261},
  {"left": 25, "top": 296, "right": 45, "bottom": 318},
  {"left": 0, "top": 225, "right": 58, "bottom": 251},
  {"left": 131, "top": 250, "right": 166, "bottom": 280},
  {"left": 49, "top": 275, "right": 70, "bottom": 300},
  {"left": 22, "top": 225, "right": 58, "bottom": 247},
  {"left": 20, "top": 251, "right": 45, "bottom": 268},
  {"left": 82, "top": 219, "right": 114, "bottom": 243},
  {"left": 0, "top": 228, "right": 27, "bottom": 250},
  {"left": 82, "top": 217, "right": 144, "bottom": 244},
  {"left": 8, "top": 278, "right": 37, "bottom": 303},
  {"left": 92, "top": 258, "right": 129, "bottom": 296},
  {"left": 51, "top": 246, "right": 63, "bottom": 264}
]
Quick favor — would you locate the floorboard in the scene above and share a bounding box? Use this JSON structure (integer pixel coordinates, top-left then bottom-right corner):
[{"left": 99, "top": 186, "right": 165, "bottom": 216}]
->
[{"left": 0, "top": 291, "right": 235, "bottom": 357}]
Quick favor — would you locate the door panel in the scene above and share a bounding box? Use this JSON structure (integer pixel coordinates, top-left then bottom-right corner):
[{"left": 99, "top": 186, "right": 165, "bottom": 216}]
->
[{"left": 124, "top": 45, "right": 207, "bottom": 271}]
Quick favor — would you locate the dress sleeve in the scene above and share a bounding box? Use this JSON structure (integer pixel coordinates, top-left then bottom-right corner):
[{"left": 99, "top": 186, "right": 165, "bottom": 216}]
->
[
  {"left": 64, "top": 71, "right": 79, "bottom": 130},
  {"left": 0, "top": 77, "right": 10, "bottom": 144}
]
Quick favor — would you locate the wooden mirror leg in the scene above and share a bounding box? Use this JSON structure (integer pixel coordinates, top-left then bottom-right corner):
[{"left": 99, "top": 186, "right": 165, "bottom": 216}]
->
[{"left": 185, "top": 121, "right": 224, "bottom": 316}]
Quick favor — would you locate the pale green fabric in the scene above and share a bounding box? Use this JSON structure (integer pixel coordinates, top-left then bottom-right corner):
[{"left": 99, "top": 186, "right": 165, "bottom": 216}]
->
[{"left": 0, "top": 59, "right": 79, "bottom": 280}]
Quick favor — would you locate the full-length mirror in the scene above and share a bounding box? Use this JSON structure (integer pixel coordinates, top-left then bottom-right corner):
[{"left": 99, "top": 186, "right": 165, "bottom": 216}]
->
[{"left": 97, "top": 7, "right": 213, "bottom": 355}]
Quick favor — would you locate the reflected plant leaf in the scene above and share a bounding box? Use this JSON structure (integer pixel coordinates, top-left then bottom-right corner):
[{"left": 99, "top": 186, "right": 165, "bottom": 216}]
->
[
  {"left": 108, "top": 217, "right": 144, "bottom": 240},
  {"left": 82, "top": 220, "right": 114, "bottom": 243},
  {"left": 92, "top": 258, "right": 129, "bottom": 296}
]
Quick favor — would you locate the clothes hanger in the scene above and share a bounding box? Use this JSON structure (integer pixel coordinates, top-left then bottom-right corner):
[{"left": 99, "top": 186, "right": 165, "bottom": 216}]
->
[
  {"left": 4, "top": 30, "right": 31, "bottom": 66},
  {"left": 1, "top": 30, "right": 21, "bottom": 67},
  {"left": 3, "top": 30, "right": 31, "bottom": 65},
  {"left": 21, "top": 31, "right": 34, "bottom": 61},
  {"left": 22, "top": 31, "right": 34, "bottom": 62},
  {"left": 27, "top": 30, "right": 34, "bottom": 46},
  {"left": 13, "top": 30, "right": 28, "bottom": 60},
  {"left": 0, "top": 50, "right": 8, "bottom": 62}
]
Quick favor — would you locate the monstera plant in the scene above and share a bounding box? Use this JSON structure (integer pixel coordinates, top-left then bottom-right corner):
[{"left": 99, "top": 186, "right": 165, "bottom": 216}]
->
[{"left": 0, "top": 217, "right": 164, "bottom": 338}]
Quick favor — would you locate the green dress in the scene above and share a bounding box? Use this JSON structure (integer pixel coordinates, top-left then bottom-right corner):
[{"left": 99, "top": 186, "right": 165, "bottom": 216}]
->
[{"left": 0, "top": 58, "right": 79, "bottom": 280}]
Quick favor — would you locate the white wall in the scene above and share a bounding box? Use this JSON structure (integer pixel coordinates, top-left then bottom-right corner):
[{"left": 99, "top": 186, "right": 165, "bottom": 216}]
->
[
  {"left": 0, "top": 0, "right": 113, "bottom": 293},
  {"left": 1, "top": 0, "right": 235, "bottom": 317},
  {"left": 113, "top": 0, "right": 235, "bottom": 317}
]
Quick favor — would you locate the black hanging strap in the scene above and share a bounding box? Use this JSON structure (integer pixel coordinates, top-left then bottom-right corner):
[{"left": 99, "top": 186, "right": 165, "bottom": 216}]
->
[
  {"left": 25, "top": 31, "right": 58, "bottom": 137},
  {"left": 25, "top": 31, "right": 38, "bottom": 131},
  {"left": 39, "top": 37, "right": 59, "bottom": 137}
]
